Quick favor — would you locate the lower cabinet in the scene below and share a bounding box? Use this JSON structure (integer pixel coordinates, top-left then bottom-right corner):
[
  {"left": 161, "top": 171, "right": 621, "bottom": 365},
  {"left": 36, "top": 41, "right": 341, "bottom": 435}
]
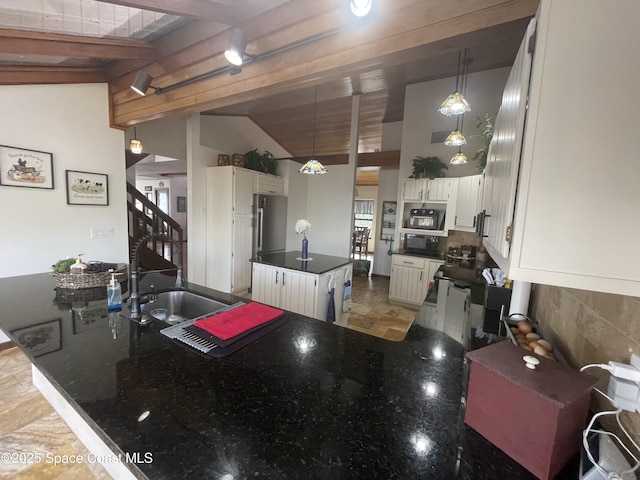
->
[
  {"left": 252, "top": 263, "right": 353, "bottom": 321},
  {"left": 389, "top": 255, "right": 444, "bottom": 306}
]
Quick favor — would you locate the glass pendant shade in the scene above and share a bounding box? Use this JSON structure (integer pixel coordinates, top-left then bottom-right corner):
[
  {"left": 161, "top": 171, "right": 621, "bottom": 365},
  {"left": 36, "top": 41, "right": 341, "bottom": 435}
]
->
[
  {"left": 299, "top": 159, "right": 327, "bottom": 175},
  {"left": 444, "top": 129, "right": 466, "bottom": 146},
  {"left": 130, "top": 127, "right": 143, "bottom": 154},
  {"left": 438, "top": 91, "right": 471, "bottom": 116},
  {"left": 450, "top": 150, "right": 468, "bottom": 165}
]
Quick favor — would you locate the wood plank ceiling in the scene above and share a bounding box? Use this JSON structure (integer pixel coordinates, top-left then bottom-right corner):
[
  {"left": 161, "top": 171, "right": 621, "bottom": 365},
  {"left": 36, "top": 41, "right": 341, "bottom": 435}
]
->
[{"left": 0, "top": 0, "right": 538, "bottom": 166}]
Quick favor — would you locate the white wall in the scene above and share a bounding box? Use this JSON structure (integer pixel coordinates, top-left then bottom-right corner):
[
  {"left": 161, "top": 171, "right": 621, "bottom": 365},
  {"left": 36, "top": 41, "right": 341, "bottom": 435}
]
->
[
  {"left": 305, "top": 164, "right": 356, "bottom": 258},
  {"left": 200, "top": 116, "right": 291, "bottom": 162},
  {"left": 126, "top": 117, "right": 187, "bottom": 160},
  {"left": 0, "top": 84, "right": 128, "bottom": 278},
  {"left": 373, "top": 168, "right": 399, "bottom": 276}
]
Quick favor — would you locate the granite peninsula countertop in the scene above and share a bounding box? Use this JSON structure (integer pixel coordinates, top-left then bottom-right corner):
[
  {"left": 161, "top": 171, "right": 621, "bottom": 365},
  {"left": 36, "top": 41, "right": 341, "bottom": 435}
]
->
[
  {"left": 0, "top": 272, "right": 579, "bottom": 479},
  {"left": 252, "top": 251, "right": 351, "bottom": 275}
]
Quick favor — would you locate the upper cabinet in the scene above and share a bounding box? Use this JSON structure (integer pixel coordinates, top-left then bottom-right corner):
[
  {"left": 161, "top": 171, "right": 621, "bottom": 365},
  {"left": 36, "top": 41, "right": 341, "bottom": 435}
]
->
[
  {"left": 400, "top": 178, "right": 459, "bottom": 236},
  {"left": 255, "top": 172, "right": 285, "bottom": 196},
  {"left": 454, "top": 174, "right": 483, "bottom": 232},
  {"left": 480, "top": 0, "right": 640, "bottom": 297}
]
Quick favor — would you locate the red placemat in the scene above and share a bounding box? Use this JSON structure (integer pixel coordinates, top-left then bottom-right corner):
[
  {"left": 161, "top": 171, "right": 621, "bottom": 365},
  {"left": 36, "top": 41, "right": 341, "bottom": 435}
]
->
[{"left": 194, "top": 303, "right": 284, "bottom": 340}]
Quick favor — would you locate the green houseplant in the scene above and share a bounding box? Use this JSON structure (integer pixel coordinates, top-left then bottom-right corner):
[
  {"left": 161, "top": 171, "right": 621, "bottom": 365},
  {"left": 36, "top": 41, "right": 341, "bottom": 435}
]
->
[
  {"left": 410, "top": 156, "right": 448, "bottom": 179},
  {"left": 243, "top": 149, "right": 278, "bottom": 175},
  {"left": 472, "top": 114, "right": 495, "bottom": 173}
]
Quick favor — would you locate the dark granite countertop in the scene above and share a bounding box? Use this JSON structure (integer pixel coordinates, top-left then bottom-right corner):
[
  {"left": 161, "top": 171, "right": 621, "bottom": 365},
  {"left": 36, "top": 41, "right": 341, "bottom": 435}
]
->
[
  {"left": 0, "top": 272, "right": 579, "bottom": 479},
  {"left": 252, "top": 250, "right": 351, "bottom": 275}
]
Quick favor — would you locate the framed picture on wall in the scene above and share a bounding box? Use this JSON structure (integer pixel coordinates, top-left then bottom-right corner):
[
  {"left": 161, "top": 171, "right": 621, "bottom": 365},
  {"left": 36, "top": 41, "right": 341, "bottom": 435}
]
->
[
  {"left": 0, "top": 145, "right": 54, "bottom": 189},
  {"left": 380, "top": 201, "right": 397, "bottom": 241},
  {"left": 65, "top": 169, "right": 109, "bottom": 206}
]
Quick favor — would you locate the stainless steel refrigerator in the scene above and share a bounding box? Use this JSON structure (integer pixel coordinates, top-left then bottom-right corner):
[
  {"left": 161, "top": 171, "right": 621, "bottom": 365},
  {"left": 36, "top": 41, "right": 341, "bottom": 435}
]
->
[{"left": 252, "top": 194, "right": 288, "bottom": 256}]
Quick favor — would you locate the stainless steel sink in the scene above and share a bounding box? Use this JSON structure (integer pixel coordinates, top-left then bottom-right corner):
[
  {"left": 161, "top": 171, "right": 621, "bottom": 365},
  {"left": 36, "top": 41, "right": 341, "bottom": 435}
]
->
[{"left": 146, "top": 290, "right": 229, "bottom": 325}]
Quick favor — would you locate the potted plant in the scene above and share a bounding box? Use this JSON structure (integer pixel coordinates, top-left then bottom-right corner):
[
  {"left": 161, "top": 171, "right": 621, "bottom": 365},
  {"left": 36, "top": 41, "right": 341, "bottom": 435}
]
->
[
  {"left": 410, "top": 156, "right": 448, "bottom": 179},
  {"left": 472, "top": 113, "right": 495, "bottom": 173},
  {"left": 243, "top": 149, "right": 278, "bottom": 175}
]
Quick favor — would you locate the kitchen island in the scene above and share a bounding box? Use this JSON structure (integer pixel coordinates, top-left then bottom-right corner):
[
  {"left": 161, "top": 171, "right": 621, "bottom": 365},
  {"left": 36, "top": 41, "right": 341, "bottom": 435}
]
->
[
  {"left": 251, "top": 251, "right": 352, "bottom": 322},
  {"left": 0, "top": 272, "right": 578, "bottom": 479}
]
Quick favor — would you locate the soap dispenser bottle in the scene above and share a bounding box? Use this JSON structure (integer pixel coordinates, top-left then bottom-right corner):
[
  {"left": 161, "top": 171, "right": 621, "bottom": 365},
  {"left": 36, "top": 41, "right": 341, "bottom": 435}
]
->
[
  {"left": 107, "top": 269, "right": 122, "bottom": 311},
  {"left": 69, "top": 254, "right": 87, "bottom": 274}
]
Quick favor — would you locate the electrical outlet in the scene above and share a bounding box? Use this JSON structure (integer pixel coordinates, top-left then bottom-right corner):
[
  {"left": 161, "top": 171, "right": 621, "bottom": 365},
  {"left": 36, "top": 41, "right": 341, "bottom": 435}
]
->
[{"left": 91, "top": 227, "right": 114, "bottom": 239}]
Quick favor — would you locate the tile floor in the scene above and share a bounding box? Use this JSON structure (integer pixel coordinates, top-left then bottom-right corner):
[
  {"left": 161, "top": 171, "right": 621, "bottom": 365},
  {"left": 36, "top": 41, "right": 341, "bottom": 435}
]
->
[
  {"left": 0, "top": 346, "right": 110, "bottom": 480},
  {"left": 337, "top": 274, "right": 418, "bottom": 341}
]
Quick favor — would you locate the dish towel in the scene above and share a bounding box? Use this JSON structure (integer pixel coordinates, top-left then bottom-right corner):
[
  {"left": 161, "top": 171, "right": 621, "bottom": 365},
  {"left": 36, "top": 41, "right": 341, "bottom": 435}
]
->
[
  {"left": 342, "top": 280, "right": 351, "bottom": 313},
  {"left": 194, "top": 303, "right": 283, "bottom": 340},
  {"left": 327, "top": 287, "right": 336, "bottom": 324}
]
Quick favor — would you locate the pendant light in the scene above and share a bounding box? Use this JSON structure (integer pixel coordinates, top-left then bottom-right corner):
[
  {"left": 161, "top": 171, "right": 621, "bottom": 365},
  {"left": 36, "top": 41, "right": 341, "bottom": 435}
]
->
[
  {"left": 130, "top": 127, "right": 143, "bottom": 154},
  {"left": 450, "top": 149, "right": 468, "bottom": 165},
  {"left": 438, "top": 49, "right": 471, "bottom": 116},
  {"left": 445, "top": 107, "right": 467, "bottom": 146},
  {"left": 300, "top": 87, "right": 327, "bottom": 175}
]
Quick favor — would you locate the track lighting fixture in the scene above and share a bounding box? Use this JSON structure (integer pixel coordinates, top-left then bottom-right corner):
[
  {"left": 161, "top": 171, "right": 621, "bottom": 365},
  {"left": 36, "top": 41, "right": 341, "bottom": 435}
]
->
[
  {"left": 224, "top": 28, "right": 248, "bottom": 66},
  {"left": 350, "top": 0, "right": 373, "bottom": 17},
  {"left": 130, "top": 70, "right": 159, "bottom": 96},
  {"left": 130, "top": 127, "right": 143, "bottom": 154}
]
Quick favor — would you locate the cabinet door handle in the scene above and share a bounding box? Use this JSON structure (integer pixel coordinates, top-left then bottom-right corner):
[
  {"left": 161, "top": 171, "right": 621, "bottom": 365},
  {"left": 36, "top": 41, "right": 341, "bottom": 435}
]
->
[
  {"left": 282, "top": 272, "right": 286, "bottom": 286},
  {"left": 420, "top": 271, "right": 423, "bottom": 281},
  {"left": 275, "top": 271, "right": 278, "bottom": 285},
  {"left": 402, "top": 261, "right": 414, "bottom": 265}
]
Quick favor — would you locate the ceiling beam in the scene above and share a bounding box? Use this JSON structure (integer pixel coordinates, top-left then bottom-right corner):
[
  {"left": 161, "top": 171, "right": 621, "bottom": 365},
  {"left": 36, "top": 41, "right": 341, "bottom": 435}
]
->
[
  {"left": 99, "top": 0, "right": 245, "bottom": 24},
  {"left": 111, "top": 0, "right": 538, "bottom": 127},
  {"left": 0, "top": 28, "right": 156, "bottom": 60},
  {"left": 0, "top": 66, "right": 105, "bottom": 85}
]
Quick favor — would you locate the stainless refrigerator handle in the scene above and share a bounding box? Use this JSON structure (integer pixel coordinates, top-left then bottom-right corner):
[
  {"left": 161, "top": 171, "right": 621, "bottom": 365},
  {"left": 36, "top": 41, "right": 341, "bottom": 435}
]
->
[{"left": 257, "top": 208, "right": 264, "bottom": 251}]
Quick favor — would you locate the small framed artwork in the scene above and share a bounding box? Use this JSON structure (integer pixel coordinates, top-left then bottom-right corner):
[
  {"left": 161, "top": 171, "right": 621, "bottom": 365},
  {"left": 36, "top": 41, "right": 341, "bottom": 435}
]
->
[
  {"left": 11, "top": 319, "right": 62, "bottom": 357},
  {"left": 0, "top": 145, "right": 54, "bottom": 189},
  {"left": 380, "top": 201, "right": 397, "bottom": 241},
  {"left": 66, "top": 169, "right": 109, "bottom": 206}
]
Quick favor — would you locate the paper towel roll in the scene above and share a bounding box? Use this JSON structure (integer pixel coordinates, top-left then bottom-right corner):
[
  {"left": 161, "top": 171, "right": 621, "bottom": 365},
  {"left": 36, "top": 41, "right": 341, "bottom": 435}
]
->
[{"left": 509, "top": 281, "right": 531, "bottom": 320}]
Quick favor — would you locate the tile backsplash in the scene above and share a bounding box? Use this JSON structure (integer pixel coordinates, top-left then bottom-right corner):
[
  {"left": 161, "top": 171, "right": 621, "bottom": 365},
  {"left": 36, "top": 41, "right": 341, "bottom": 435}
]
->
[{"left": 530, "top": 284, "right": 640, "bottom": 444}]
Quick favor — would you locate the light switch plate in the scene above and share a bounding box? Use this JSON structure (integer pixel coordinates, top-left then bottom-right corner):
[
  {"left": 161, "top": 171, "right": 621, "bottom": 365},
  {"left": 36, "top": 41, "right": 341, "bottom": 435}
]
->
[{"left": 91, "top": 227, "right": 114, "bottom": 239}]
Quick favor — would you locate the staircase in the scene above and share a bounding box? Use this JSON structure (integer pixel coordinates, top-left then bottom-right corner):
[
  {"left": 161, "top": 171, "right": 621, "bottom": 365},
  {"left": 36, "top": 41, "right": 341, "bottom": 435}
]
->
[{"left": 127, "top": 182, "right": 184, "bottom": 271}]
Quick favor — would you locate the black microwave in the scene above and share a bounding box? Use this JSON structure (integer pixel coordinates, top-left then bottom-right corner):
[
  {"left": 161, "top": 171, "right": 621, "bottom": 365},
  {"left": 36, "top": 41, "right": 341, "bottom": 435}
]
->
[
  {"left": 409, "top": 208, "right": 439, "bottom": 230},
  {"left": 403, "top": 234, "right": 440, "bottom": 255}
]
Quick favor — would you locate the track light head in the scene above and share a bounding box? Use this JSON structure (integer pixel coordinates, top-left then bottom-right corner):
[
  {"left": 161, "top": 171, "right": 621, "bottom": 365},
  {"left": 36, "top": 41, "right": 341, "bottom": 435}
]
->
[
  {"left": 131, "top": 70, "right": 153, "bottom": 96},
  {"left": 224, "top": 28, "right": 247, "bottom": 66},
  {"left": 350, "top": 0, "right": 373, "bottom": 17}
]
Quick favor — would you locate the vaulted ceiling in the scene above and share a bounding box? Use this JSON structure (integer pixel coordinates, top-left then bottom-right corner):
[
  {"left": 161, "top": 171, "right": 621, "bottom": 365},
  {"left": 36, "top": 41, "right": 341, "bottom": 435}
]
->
[{"left": 0, "top": 0, "right": 538, "bottom": 162}]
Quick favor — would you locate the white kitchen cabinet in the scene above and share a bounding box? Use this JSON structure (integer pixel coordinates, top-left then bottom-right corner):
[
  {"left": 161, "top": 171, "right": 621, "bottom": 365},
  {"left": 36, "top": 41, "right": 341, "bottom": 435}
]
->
[
  {"left": 252, "top": 262, "right": 352, "bottom": 321},
  {"left": 480, "top": 0, "right": 640, "bottom": 297},
  {"left": 389, "top": 254, "right": 444, "bottom": 306},
  {"left": 402, "top": 178, "right": 429, "bottom": 202},
  {"left": 402, "top": 178, "right": 456, "bottom": 202},
  {"left": 252, "top": 263, "right": 316, "bottom": 317},
  {"left": 206, "top": 166, "right": 255, "bottom": 293},
  {"left": 454, "top": 175, "right": 483, "bottom": 232},
  {"left": 255, "top": 173, "right": 285, "bottom": 196}
]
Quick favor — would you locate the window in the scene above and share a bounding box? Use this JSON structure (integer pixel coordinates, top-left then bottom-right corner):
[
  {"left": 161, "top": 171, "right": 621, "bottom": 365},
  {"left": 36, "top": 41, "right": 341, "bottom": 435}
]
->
[{"left": 354, "top": 199, "right": 374, "bottom": 229}]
